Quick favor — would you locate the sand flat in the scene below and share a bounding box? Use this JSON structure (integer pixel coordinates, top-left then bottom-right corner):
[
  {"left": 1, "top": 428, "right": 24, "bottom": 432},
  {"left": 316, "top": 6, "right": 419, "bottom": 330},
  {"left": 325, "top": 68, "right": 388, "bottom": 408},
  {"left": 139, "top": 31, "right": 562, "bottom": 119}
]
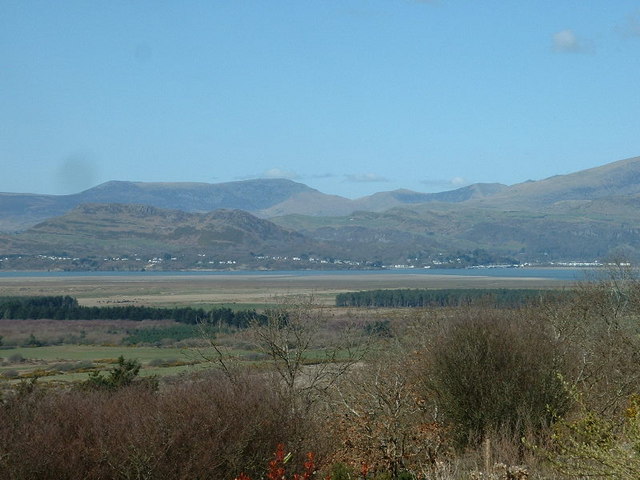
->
[{"left": 0, "top": 272, "right": 569, "bottom": 306}]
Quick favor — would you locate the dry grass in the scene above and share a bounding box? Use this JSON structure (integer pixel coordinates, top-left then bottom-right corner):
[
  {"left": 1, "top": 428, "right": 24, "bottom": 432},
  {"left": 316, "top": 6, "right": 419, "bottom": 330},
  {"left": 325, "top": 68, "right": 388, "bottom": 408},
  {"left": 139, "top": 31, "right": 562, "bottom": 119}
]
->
[{"left": 0, "top": 273, "right": 566, "bottom": 308}]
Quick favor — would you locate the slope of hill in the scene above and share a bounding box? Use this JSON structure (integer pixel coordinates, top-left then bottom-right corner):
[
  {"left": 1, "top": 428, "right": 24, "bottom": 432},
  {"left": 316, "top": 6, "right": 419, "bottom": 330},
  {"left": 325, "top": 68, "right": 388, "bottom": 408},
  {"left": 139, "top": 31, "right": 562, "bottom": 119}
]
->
[
  {"left": 0, "top": 193, "right": 79, "bottom": 232},
  {"left": 77, "top": 179, "right": 315, "bottom": 212},
  {"left": 2, "top": 155, "right": 640, "bottom": 234},
  {"left": 0, "top": 203, "right": 320, "bottom": 264},
  {"left": 272, "top": 194, "right": 640, "bottom": 264},
  {"left": 0, "top": 178, "right": 509, "bottom": 232},
  {"left": 474, "top": 155, "right": 640, "bottom": 209},
  {"left": 352, "top": 183, "right": 508, "bottom": 211},
  {"left": 0, "top": 179, "right": 332, "bottom": 232},
  {"left": 256, "top": 190, "right": 356, "bottom": 217}
]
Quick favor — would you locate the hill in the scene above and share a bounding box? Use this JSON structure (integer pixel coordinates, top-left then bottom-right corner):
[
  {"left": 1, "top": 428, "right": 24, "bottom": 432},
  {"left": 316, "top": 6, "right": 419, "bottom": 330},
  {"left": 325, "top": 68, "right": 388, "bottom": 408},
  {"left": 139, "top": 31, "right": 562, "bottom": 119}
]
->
[
  {"left": 473, "top": 155, "right": 640, "bottom": 209},
  {"left": 272, "top": 194, "right": 640, "bottom": 266},
  {"left": 0, "top": 179, "right": 322, "bottom": 232},
  {"left": 2, "top": 155, "right": 640, "bottom": 269},
  {"left": 0, "top": 179, "right": 509, "bottom": 232},
  {"left": 3, "top": 155, "right": 640, "bottom": 234},
  {"left": 0, "top": 203, "right": 333, "bottom": 270},
  {"left": 352, "top": 183, "right": 507, "bottom": 211},
  {"left": 79, "top": 179, "right": 313, "bottom": 212}
]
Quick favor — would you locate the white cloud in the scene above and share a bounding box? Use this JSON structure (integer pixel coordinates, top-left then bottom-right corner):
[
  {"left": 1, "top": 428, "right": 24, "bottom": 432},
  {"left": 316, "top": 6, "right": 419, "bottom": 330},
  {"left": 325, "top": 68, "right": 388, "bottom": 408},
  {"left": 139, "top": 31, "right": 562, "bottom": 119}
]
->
[
  {"left": 236, "top": 168, "right": 300, "bottom": 181},
  {"left": 420, "top": 177, "right": 468, "bottom": 189},
  {"left": 552, "top": 29, "right": 591, "bottom": 53},
  {"left": 345, "top": 173, "right": 390, "bottom": 183},
  {"left": 261, "top": 168, "right": 299, "bottom": 180}
]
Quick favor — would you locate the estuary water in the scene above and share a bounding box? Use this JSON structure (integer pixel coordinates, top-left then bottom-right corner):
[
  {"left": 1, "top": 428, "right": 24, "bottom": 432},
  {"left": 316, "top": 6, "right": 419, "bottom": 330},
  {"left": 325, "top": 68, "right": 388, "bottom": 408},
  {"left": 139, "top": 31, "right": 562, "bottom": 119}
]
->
[{"left": 0, "top": 267, "right": 595, "bottom": 281}]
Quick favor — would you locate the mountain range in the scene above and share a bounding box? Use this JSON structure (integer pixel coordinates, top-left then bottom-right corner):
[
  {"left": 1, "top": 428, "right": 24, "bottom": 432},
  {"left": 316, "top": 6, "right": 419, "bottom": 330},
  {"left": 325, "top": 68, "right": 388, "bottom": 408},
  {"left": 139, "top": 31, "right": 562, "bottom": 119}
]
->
[
  {"left": 0, "top": 178, "right": 509, "bottom": 233},
  {"left": 1, "top": 155, "right": 639, "bottom": 270}
]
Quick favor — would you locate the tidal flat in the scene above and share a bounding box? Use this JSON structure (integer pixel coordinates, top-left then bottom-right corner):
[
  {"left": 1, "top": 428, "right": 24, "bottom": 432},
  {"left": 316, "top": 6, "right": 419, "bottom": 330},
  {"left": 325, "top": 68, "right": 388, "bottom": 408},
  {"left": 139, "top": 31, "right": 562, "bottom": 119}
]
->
[{"left": 0, "top": 271, "right": 570, "bottom": 307}]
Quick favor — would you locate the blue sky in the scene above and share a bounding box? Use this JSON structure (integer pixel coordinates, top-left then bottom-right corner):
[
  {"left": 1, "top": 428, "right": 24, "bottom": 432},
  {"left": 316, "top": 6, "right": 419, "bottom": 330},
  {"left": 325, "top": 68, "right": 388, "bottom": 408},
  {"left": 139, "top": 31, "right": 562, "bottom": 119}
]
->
[{"left": 2, "top": 1, "right": 640, "bottom": 199}]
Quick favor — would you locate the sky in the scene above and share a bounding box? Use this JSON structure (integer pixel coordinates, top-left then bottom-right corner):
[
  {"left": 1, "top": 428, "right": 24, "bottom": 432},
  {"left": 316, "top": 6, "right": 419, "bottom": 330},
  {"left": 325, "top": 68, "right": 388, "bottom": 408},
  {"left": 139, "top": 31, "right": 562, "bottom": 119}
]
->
[{"left": 2, "top": 1, "right": 640, "bottom": 199}]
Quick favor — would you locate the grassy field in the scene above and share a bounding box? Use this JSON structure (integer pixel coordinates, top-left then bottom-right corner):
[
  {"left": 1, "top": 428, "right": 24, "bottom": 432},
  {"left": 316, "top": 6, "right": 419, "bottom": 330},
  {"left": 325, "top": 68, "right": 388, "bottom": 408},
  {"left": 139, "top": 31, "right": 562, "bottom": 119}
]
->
[
  {"left": 0, "top": 339, "right": 362, "bottom": 384},
  {"left": 0, "top": 344, "right": 208, "bottom": 383}
]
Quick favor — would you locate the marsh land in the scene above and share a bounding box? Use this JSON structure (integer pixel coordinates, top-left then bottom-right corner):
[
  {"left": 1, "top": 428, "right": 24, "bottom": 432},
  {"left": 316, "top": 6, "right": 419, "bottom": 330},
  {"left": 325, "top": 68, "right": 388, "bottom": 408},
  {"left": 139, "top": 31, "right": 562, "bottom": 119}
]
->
[{"left": 0, "top": 271, "right": 569, "bottom": 387}]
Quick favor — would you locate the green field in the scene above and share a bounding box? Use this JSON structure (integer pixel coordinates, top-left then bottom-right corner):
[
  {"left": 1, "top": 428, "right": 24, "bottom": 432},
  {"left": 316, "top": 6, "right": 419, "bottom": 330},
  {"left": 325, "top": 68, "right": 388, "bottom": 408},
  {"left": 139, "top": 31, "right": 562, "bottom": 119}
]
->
[{"left": 0, "top": 345, "right": 211, "bottom": 383}]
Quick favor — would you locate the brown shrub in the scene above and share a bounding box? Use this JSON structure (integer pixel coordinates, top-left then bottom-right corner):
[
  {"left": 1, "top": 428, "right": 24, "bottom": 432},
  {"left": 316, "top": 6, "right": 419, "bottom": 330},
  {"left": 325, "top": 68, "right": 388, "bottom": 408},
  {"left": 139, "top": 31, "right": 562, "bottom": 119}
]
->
[
  {"left": 0, "top": 370, "right": 323, "bottom": 479},
  {"left": 422, "top": 308, "right": 571, "bottom": 450}
]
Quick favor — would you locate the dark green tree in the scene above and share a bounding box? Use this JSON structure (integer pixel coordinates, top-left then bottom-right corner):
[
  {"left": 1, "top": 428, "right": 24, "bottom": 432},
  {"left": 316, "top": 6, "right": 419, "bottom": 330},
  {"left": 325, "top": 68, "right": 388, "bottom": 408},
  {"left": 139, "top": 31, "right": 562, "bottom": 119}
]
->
[{"left": 82, "top": 356, "right": 143, "bottom": 391}]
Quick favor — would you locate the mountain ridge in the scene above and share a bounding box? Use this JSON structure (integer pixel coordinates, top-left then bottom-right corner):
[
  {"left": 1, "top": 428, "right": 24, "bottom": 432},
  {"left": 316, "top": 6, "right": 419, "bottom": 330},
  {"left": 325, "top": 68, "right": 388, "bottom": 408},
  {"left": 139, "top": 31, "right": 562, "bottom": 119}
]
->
[
  {"left": 0, "top": 177, "right": 510, "bottom": 232},
  {"left": 3, "top": 155, "right": 639, "bottom": 233},
  {"left": 472, "top": 155, "right": 640, "bottom": 209},
  {"left": 2, "top": 154, "right": 640, "bottom": 269}
]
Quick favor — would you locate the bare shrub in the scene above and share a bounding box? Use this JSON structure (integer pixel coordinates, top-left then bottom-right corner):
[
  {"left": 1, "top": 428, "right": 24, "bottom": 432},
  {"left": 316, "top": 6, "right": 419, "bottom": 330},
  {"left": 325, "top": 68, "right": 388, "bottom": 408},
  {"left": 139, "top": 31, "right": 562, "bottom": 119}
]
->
[
  {"left": 201, "top": 295, "right": 368, "bottom": 417},
  {"left": 333, "top": 339, "right": 449, "bottom": 479},
  {"left": 423, "top": 308, "right": 570, "bottom": 450},
  {"left": 7, "top": 353, "right": 24, "bottom": 364},
  {"left": 0, "top": 370, "right": 324, "bottom": 479},
  {"left": 147, "top": 358, "right": 166, "bottom": 367},
  {"left": 1, "top": 369, "right": 19, "bottom": 379},
  {"left": 533, "top": 262, "right": 640, "bottom": 417}
]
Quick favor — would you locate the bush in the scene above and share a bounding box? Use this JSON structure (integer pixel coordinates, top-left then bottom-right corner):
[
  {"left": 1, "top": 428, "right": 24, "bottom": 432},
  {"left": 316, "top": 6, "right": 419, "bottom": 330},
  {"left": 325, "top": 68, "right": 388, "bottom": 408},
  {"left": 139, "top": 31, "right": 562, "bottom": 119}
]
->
[
  {"left": 0, "top": 370, "right": 324, "bottom": 479},
  {"left": 328, "top": 462, "right": 356, "bottom": 480},
  {"left": 122, "top": 325, "right": 199, "bottom": 345},
  {"left": 544, "top": 396, "right": 640, "bottom": 478},
  {"left": 81, "top": 356, "right": 144, "bottom": 391},
  {"left": 233, "top": 444, "right": 316, "bottom": 480},
  {"left": 333, "top": 338, "right": 448, "bottom": 479},
  {"left": 1, "top": 369, "right": 19, "bottom": 379},
  {"left": 541, "top": 263, "right": 640, "bottom": 416},
  {"left": 23, "top": 333, "right": 44, "bottom": 347},
  {"left": 54, "top": 360, "right": 95, "bottom": 373},
  {"left": 147, "top": 358, "right": 166, "bottom": 367},
  {"left": 7, "top": 353, "right": 24, "bottom": 364},
  {"left": 425, "top": 308, "right": 571, "bottom": 448}
]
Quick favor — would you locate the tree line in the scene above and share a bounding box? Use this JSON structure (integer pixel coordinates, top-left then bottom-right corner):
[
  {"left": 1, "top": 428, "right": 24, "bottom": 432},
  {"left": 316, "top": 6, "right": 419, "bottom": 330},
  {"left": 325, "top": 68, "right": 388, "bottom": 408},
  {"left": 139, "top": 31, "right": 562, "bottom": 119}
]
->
[
  {"left": 335, "top": 287, "right": 569, "bottom": 308},
  {"left": 0, "top": 295, "right": 267, "bottom": 328}
]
